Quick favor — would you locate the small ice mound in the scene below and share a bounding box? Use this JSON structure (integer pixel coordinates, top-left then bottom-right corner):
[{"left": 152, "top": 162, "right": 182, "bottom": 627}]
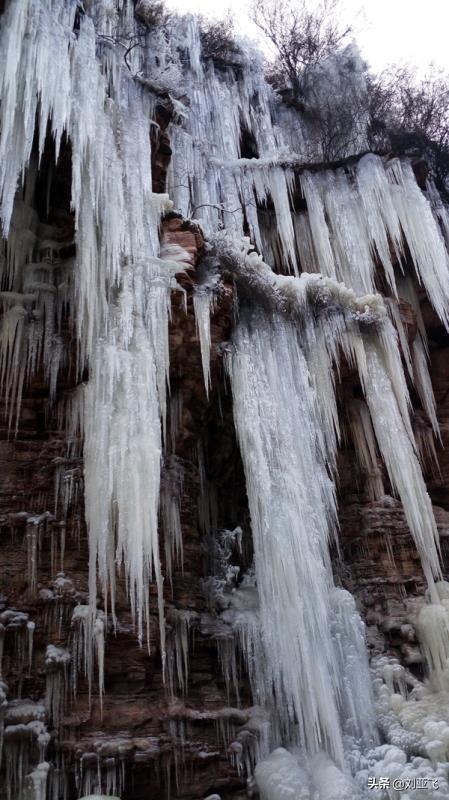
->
[
  {"left": 79, "top": 796, "right": 122, "bottom": 800},
  {"left": 310, "top": 752, "right": 359, "bottom": 800},
  {"left": 255, "top": 748, "right": 310, "bottom": 799}
]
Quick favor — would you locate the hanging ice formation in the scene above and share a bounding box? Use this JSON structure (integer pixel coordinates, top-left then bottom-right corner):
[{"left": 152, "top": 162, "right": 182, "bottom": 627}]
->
[
  {"left": 219, "top": 234, "right": 443, "bottom": 766},
  {"left": 0, "top": 0, "right": 193, "bottom": 662},
  {"left": 3, "top": 0, "right": 449, "bottom": 798}
]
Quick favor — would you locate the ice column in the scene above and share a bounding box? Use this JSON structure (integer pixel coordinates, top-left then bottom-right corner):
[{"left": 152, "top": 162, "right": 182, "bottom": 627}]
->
[{"left": 228, "top": 308, "right": 346, "bottom": 764}]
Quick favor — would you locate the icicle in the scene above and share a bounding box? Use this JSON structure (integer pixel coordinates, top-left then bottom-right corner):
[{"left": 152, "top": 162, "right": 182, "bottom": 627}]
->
[
  {"left": 414, "top": 413, "right": 440, "bottom": 473},
  {"left": 412, "top": 336, "right": 440, "bottom": 437},
  {"left": 27, "top": 622, "right": 35, "bottom": 675},
  {"left": 71, "top": 606, "right": 105, "bottom": 711},
  {"left": 387, "top": 159, "right": 449, "bottom": 330},
  {"left": 396, "top": 273, "right": 440, "bottom": 436},
  {"left": 3, "top": 701, "right": 49, "bottom": 800},
  {"left": 28, "top": 763, "right": 50, "bottom": 800},
  {"left": 0, "top": 1, "right": 74, "bottom": 236},
  {"left": 249, "top": 165, "right": 298, "bottom": 273},
  {"left": 351, "top": 336, "right": 441, "bottom": 593},
  {"left": 84, "top": 330, "right": 166, "bottom": 658},
  {"left": 45, "top": 645, "right": 70, "bottom": 728},
  {"left": 329, "top": 588, "right": 378, "bottom": 746},
  {"left": 197, "top": 442, "right": 218, "bottom": 537},
  {"left": 160, "top": 458, "right": 184, "bottom": 589},
  {"left": 193, "top": 289, "right": 214, "bottom": 397},
  {"left": 300, "top": 154, "right": 449, "bottom": 330},
  {"left": 303, "top": 324, "right": 340, "bottom": 472},
  {"left": 299, "top": 170, "right": 376, "bottom": 293},
  {"left": 0, "top": 202, "right": 72, "bottom": 431},
  {"left": 217, "top": 638, "right": 241, "bottom": 705},
  {"left": 169, "top": 389, "right": 183, "bottom": 454},
  {"left": 298, "top": 173, "right": 337, "bottom": 280},
  {"left": 192, "top": 256, "right": 221, "bottom": 397},
  {"left": 348, "top": 399, "right": 384, "bottom": 501},
  {"left": 26, "top": 522, "right": 39, "bottom": 597},
  {"left": 0, "top": 0, "right": 186, "bottom": 683},
  {"left": 94, "top": 617, "right": 105, "bottom": 715},
  {"left": 166, "top": 610, "right": 194, "bottom": 698},
  {"left": 355, "top": 154, "right": 402, "bottom": 293},
  {"left": 385, "top": 298, "right": 413, "bottom": 379},
  {"left": 0, "top": 625, "right": 5, "bottom": 682},
  {"left": 416, "top": 582, "right": 449, "bottom": 691},
  {"left": 0, "top": 609, "right": 35, "bottom": 685},
  {"left": 0, "top": 301, "right": 29, "bottom": 433}
]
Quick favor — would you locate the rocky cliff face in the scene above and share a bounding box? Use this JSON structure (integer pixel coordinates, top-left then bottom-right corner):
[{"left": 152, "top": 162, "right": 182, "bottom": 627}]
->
[{"left": 2, "top": 4, "right": 449, "bottom": 798}]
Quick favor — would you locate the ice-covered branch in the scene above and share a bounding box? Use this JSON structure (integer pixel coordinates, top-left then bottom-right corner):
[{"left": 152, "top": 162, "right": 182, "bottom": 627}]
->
[{"left": 211, "top": 233, "right": 387, "bottom": 327}]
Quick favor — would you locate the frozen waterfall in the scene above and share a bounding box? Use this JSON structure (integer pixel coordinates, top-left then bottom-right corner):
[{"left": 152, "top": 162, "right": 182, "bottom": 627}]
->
[{"left": 2, "top": 1, "right": 449, "bottom": 798}]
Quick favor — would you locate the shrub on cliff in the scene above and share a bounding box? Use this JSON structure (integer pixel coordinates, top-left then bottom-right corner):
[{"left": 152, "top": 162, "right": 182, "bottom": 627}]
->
[
  {"left": 368, "top": 66, "right": 449, "bottom": 196},
  {"left": 198, "top": 15, "right": 244, "bottom": 68}
]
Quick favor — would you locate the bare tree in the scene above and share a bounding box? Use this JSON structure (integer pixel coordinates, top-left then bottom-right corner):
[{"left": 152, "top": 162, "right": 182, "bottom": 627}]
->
[
  {"left": 368, "top": 66, "right": 449, "bottom": 194},
  {"left": 250, "top": 0, "right": 364, "bottom": 161},
  {"left": 251, "top": 0, "right": 351, "bottom": 97},
  {"left": 299, "top": 44, "right": 368, "bottom": 162}
]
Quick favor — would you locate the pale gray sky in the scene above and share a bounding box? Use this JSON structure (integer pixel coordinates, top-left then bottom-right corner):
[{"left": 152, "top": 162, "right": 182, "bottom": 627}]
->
[{"left": 166, "top": 0, "right": 449, "bottom": 73}]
